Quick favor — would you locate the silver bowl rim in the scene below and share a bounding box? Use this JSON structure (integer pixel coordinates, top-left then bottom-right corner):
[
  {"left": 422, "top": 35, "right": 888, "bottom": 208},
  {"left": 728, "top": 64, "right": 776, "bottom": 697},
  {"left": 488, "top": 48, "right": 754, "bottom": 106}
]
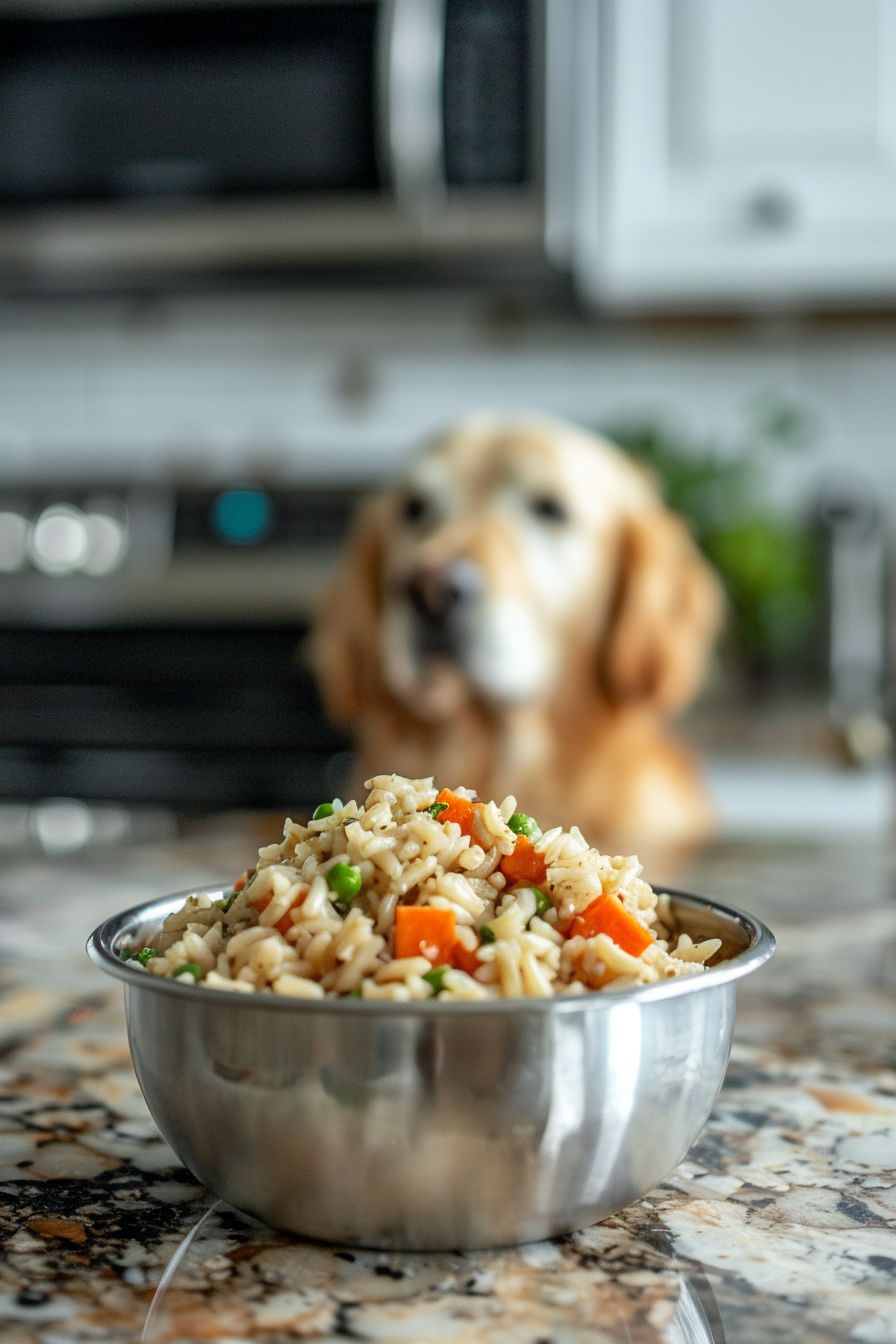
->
[{"left": 87, "top": 885, "right": 775, "bottom": 1014}]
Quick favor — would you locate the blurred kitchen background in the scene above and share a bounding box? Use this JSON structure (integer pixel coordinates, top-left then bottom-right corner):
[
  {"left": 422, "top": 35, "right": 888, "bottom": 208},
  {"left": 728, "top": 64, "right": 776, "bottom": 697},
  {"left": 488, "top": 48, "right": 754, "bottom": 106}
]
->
[{"left": 1, "top": 0, "right": 893, "bottom": 857}]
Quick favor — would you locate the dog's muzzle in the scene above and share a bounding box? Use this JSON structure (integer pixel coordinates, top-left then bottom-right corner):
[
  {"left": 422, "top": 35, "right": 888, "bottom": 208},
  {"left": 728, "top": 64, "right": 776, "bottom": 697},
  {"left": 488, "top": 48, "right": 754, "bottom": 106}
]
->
[{"left": 406, "top": 560, "right": 483, "bottom": 657}]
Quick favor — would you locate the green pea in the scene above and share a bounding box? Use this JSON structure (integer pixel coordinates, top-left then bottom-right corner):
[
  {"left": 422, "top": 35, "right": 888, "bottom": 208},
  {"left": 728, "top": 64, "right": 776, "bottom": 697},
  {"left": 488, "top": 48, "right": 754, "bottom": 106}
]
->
[
  {"left": 423, "top": 965, "right": 450, "bottom": 996},
  {"left": 479, "top": 925, "right": 496, "bottom": 944},
  {"left": 529, "top": 887, "right": 551, "bottom": 916},
  {"left": 349, "top": 986, "right": 363, "bottom": 998},
  {"left": 327, "top": 862, "right": 362, "bottom": 904},
  {"left": 135, "top": 947, "right": 160, "bottom": 967},
  {"left": 215, "top": 889, "right": 238, "bottom": 913},
  {"left": 425, "top": 801, "right": 449, "bottom": 819},
  {"left": 173, "top": 962, "right": 202, "bottom": 979},
  {"left": 508, "top": 812, "right": 539, "bottom": 838},
  {"left": 312, "top": 799, "right": 343, "bottom": 820}
]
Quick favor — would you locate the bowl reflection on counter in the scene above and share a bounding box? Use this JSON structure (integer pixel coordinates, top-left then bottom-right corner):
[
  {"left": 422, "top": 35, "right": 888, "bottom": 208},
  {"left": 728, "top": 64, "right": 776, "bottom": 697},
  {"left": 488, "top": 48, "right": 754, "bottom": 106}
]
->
[
  {"left": 88, "top": 889, "right": 774, "bottom": 1251},
  {"left": 141, "top": 1198, "right": 729, "bottom": 1344}
]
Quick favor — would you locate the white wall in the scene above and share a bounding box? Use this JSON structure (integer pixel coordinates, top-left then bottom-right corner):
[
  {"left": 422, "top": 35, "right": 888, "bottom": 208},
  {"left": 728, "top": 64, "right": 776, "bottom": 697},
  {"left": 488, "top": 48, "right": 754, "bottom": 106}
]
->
[{"left": 1, "top": 290, "right": 892, "bottom": 515}]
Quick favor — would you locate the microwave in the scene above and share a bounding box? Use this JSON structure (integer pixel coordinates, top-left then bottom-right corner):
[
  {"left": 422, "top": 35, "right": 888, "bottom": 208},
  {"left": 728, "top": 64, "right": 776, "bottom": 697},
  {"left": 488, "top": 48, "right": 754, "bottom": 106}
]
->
[{"left": 0, "top": 0, "right": 579, "bottom": 288}]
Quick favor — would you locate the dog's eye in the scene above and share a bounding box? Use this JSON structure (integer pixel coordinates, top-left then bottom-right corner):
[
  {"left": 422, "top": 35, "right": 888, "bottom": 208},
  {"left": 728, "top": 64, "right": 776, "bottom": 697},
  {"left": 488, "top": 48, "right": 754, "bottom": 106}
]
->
[
  {"left": 400, "top": 492, "right": 429, "bottom": 526},
  {"left": 529, "top": 493, "right": 569, "bottom": 525}
]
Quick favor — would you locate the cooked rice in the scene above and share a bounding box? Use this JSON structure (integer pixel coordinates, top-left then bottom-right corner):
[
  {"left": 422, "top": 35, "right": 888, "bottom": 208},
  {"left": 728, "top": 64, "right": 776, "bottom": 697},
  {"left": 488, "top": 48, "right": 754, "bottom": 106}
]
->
[{"left": 125, "top": 775, "right": 722, "bottom": 1000}]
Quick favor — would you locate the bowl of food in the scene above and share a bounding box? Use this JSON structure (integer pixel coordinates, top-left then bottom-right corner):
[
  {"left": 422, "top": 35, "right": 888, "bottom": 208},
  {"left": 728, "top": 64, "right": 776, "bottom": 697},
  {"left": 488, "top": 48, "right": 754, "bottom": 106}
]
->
[{"left": 87, "top": 774, "right": 774, "bottom": 1250}]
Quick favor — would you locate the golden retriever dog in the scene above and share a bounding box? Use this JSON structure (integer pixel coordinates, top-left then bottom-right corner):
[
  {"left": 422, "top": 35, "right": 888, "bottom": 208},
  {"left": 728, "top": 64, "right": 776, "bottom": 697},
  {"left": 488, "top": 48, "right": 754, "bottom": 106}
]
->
[{"left": 312, "top": 414, "right": 722, "bottom": 855}]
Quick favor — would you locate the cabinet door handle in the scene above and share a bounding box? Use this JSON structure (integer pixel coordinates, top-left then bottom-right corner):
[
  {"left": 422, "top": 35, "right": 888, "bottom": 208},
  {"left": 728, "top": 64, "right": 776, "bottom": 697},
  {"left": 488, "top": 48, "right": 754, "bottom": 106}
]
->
[{"left": 745, "top": 188, "right": 797, "bottom": 232}]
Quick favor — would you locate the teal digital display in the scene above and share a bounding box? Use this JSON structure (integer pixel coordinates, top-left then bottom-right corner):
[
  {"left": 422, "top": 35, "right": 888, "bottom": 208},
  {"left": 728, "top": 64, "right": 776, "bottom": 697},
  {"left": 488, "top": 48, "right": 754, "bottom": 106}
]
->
[{"left": 211, "top": 489, "right": 273, "bottom": 545}]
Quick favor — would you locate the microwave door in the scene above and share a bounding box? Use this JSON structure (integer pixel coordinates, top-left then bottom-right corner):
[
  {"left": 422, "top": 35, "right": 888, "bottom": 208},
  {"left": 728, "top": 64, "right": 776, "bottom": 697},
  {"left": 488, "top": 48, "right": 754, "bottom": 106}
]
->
[{"left": 0, "top": 0, "right": 540, "bottom": 284}]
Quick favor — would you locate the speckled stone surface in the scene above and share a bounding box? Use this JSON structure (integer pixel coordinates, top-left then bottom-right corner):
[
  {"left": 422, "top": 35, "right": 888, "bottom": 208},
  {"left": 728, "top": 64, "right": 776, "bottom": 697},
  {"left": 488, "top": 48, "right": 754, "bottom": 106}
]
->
[{"left": 1, "top": 825, "right": 894, "bottom": 1343}]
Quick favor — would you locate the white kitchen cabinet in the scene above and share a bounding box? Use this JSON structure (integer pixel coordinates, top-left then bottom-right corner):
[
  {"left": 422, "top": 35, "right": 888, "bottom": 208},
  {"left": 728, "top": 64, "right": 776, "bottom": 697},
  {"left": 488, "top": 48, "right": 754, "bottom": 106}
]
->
[{"left": 565, "top": 0, "right": 896, "bottom": 308}]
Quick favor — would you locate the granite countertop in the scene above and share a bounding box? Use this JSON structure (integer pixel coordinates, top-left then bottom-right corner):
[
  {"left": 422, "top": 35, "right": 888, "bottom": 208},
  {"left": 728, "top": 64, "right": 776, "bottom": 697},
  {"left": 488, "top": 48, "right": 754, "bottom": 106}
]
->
[{"left": 1, "top": 822, "right": 894, "bottom": 1344}]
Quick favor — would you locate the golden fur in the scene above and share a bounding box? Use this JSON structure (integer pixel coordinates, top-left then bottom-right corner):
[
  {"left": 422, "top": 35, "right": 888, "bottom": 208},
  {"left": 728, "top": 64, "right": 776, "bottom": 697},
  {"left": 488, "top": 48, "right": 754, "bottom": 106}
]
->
[{"left": 311, "top": 414, "right": 723, "bottom": 856}]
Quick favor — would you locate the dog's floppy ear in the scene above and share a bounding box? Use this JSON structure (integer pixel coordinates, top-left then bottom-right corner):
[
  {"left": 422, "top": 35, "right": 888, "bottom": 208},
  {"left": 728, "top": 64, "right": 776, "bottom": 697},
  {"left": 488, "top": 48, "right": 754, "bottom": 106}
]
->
[
  {"left": 601, "top": 509, "right": 723, "bottom": 714},
  {"left": 310, "top": 496, "right": 387, "bottom": 726}
]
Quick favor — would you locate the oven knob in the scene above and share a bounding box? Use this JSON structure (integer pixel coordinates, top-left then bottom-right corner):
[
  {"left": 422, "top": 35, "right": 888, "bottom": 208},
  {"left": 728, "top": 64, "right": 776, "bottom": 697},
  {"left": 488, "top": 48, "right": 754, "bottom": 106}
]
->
[
  {"left": 0, "top": 510, "right": 29, "bottom": 573},
  {"left": 211, "top": 488, "right": 273, "bottom": 545},
  {"left": 83, "top": 508, "right": 129, "bottom": 575},
  {"left": 28, "top": 504, "right": 90, "bottom": 575}
]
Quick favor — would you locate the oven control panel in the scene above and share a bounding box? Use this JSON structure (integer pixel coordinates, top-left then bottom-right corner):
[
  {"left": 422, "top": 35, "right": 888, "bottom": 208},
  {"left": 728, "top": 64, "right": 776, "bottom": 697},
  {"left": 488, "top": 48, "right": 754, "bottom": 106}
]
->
[{"left": 0, "top": 485, "right": 363, "bottom": 624}]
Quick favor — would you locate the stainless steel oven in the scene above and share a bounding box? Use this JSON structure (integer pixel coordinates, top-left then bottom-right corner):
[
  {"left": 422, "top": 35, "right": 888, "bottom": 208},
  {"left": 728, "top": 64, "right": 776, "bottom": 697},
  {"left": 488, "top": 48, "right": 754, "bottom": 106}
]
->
[
  {"left": 0, "top": 0, "right": 546, "bottom": 287},
  {"left": 0, "top": 483, "right": 358, "bottom": 815}
]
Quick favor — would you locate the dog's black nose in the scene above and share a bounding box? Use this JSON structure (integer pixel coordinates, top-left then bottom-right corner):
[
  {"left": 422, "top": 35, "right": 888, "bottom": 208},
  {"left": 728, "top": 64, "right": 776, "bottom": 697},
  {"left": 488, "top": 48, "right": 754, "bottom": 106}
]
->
[{"left": 407, "top": 561, "right": 482, "bottom": 625}]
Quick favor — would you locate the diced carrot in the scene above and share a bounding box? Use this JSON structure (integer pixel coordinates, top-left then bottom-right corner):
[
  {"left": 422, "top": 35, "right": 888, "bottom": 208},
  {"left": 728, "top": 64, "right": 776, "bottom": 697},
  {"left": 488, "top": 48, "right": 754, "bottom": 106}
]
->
[
  {"left": 570, "top": 893, "right": 652, "bottom": 958},
  {"left": 451, "top": 939, "right": 482, "bottom": 976},
  {"left": 394, "top": 906, "right": 457, "bottom": 963},
  {"left": 252, "top": 885, "right": 304, "bottom": 936},
  {"left": 499, "top": 835, "right": 547, "bottom": 886},
  {"left": 433, "top": 788, "right": 476, "bottom": 836},
  {"left": 233, "top": 870, "right": 251, "bottom": 892}
]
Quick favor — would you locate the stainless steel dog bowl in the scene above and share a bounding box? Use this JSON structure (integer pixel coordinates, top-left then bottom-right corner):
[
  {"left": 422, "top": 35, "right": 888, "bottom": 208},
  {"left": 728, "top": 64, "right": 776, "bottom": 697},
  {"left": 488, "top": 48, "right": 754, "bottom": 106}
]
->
[{"left": 88, "top": 888, "right": 773, "bottom": 1250}]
